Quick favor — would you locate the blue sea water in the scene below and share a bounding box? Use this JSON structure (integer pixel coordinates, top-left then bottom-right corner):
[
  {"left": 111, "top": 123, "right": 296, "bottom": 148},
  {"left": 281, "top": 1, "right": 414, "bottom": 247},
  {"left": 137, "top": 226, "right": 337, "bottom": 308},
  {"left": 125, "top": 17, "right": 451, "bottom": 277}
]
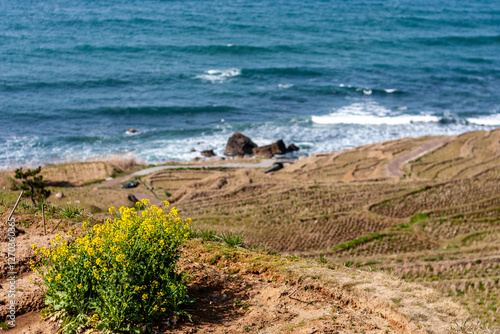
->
[{"left": 1, "top": 0, "right": 499, "bottom": 169}]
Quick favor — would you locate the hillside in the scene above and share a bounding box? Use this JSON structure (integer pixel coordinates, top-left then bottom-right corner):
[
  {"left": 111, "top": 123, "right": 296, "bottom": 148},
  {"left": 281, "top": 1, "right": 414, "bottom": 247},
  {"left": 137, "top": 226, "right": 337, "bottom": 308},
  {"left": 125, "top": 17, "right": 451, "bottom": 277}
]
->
[
  {"left": 0, "top": 206, "right": 480, "bottom": 333},
  {"left": 168, "top": 128, "right": 500, "bottom": 329},
  {"left": 0, "top": 128, "right": 498, "bottom": 332}
]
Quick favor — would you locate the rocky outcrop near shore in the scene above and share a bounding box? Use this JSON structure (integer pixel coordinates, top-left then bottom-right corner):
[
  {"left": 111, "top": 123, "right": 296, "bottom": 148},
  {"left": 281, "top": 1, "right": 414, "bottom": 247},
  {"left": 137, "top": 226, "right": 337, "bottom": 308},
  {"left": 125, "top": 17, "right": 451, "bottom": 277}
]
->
[
  {"left": 201, "top": 149, "right": 216, "bottom": 157},
  {"left": 252, "top": 140, "right": 287, "bottom": 158},
  {"left": 224, "top": 132, "right": 299, "bottom": 158},
  {"left": 224, "top": 132, "right": 257, "bottom": 156}
]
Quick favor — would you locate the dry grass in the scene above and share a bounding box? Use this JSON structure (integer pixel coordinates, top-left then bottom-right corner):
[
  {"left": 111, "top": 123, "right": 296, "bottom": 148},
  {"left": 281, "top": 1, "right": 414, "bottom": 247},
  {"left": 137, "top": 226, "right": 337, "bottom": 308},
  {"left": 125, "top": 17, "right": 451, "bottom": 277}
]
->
[
  {"left": 0, "top": 161, "right": 112, "bottom": 188},
  {"left": 102, "top": 154, "right": 146, "bottom": 174},
  {"left": 407, "top": 128, "right": 500, "bottom": 180},
  {"left": 165, "top": 129, "right": 500, "bottom": 330}
]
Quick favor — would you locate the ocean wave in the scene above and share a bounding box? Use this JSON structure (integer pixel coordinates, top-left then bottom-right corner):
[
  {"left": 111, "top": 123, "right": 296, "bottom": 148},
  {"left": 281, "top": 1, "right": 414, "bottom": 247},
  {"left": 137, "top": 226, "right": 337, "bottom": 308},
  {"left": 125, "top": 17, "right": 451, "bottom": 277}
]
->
[
  {"left": 0, "top": 116, "right": 492, "bottom": 171},
  {"left": 298, "top": 84, "right": 403, "bottom": 97},
  {"left": 69, "top": 105, "right": 240, "bottom": 116},
  {"left": 181, "top": 44, "right": 270, "bottom": 55},
  {"left": 179, "top": 44, "right": 297, "bottom": 55},
  {"left": 74, "top": 44, "right": 147, "bottom": 53},
  {"left": 311, "top": 102, "right": 440, "bottom": 125},
  {"left": 243, "top": 67, "right": 323, "bottom": 77},
  {"left": 195, "top": 68, "right": 241, "bottom": 83},
  {"left": 0, "top": 78, "right": 133, "bottom": 92},
  {"left": 467, "top": 114, "right": 500, "bottom": 126},
  {"left": 413, "top": 35, "right": 500, "bottom": 46},
  {"left": 47, "top": 43, "right": 300, "bottom": 57}
]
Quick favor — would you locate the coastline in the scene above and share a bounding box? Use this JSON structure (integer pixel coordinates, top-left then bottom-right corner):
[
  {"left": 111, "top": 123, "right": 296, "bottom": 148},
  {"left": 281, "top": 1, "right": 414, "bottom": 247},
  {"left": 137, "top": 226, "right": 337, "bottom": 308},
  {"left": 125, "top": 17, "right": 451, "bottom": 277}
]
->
[{"left": 1, "top": 127, "right": 498, "bottom": 188}]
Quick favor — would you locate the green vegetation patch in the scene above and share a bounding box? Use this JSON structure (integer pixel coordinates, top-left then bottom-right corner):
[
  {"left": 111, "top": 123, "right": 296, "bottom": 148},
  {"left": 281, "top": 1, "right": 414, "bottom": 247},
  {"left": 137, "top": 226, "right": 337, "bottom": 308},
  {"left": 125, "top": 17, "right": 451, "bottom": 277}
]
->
[
  {"left": 31, "top": 201, "right": 194, "bottom": 333},
  {"left": 330, "top": 232, "right": 382, "bottom": 252}
]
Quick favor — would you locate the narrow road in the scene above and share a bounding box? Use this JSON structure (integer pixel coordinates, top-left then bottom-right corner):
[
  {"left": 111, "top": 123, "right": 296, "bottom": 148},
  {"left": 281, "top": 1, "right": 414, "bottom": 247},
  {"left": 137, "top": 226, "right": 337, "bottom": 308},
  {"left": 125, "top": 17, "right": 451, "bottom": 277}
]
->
[
  {"left": 387, "top": 137, "right": 449, "bottom": 177},
  {"left": 98, "top": 158, "right": 295, "bottom": 206},
  {"left": 99, "top": 158, "right": 294, "bottom": 188}
]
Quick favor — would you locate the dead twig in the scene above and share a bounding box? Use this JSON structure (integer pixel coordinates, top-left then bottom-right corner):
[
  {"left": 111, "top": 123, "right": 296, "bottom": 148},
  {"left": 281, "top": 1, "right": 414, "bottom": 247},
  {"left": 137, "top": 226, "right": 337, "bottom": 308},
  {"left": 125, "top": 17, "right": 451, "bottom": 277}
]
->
[
  {"left": 50, "top": 220, "right": 63, "bottom": 234},
  {"left": 7, "top": 191, "right": 24, "bottom": 223},
  {"left": 42, "top": 204, "right": 46, "bottom": 235}
]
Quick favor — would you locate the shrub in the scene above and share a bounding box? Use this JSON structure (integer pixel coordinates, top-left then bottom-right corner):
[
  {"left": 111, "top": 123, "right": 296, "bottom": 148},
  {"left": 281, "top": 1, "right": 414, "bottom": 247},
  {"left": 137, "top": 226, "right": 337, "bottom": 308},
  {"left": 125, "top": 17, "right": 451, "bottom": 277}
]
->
[
  {"left": 216, "top": 231, "right": 244, "bottom": 248},
  {"left": 199, "top": 229, "right": 217, "bottom": 242},
  {"left": 31, "top": 199, "right": 193, "bottom": 333},
  {"left": 14, "top": 166, "right": 50, "bottom": 205},
  {"left": 59, "top": 205, "right": 84, "bottom": 219}
]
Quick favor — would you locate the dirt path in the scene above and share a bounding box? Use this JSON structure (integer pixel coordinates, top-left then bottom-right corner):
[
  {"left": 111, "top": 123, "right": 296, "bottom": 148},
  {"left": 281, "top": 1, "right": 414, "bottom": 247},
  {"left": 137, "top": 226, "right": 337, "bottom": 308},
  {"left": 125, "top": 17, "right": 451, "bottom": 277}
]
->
[
  {"left": 100, "top": 158, "right": 295, "bottom": 207},
  {"left": 387, "top": 137, "right": 449, "bottom": 177},
  {"left": 99, "top": 159, "right": 289, "bottom": 188}
]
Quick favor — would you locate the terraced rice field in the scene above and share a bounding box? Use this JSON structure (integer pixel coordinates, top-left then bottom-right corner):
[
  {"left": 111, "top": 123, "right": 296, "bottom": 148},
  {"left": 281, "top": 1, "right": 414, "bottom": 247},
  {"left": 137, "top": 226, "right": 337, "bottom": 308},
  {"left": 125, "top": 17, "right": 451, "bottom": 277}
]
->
[{"left": 169, "top": 129, "right": 500, "bottom": 329}]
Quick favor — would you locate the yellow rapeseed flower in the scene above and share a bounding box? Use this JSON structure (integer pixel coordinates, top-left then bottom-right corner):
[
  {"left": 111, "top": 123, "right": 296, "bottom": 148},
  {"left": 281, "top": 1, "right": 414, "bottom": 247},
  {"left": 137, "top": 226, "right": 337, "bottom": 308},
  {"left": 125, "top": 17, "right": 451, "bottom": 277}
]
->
[{"left": 142, "top": 294, "right": 148, "bottom": 300}]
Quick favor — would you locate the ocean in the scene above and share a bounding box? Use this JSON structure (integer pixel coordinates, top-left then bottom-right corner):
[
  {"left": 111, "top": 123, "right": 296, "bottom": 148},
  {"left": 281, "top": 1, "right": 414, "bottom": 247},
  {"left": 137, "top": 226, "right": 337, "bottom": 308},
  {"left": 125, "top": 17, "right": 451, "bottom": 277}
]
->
[{"left": 1, "top": 0, "right": 499, "bottom": 169}]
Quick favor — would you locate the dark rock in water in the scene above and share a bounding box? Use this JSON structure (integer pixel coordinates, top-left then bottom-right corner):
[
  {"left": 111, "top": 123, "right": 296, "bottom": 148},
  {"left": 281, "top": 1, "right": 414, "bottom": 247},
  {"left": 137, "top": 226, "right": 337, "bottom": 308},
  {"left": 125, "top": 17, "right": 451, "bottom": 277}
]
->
[
  {"left": 224, "top": 132, "right": 257, "bottom": 156},
  {"left": 128, "top": 128, "right": 137, "bottom": 133},
  {"left": 190, "top": 149, "right": 196, "bottom": 152},
  {"left": 287, "top": 143, "right": 300, "bottom": 152},
  {"left": 121, "top": 180, "right": 139, "bottom": 189},
  {"left": 192, "top": 157, "right": 202, "bottom": 162},
  {"left": 264, "top": 163, "right": 284, "bottom": 174},
  {"left": 252, "top": 140, "right": 287, "bottom": 157},
  {"left": 201, "top": 149, "right": 216, "bottom": 157}
]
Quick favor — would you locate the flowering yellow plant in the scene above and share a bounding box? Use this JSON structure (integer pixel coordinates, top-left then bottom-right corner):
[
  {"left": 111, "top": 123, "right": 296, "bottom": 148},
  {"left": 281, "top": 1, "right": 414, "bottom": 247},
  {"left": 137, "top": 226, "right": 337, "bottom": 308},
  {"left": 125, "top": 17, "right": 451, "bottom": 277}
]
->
[{"left": 32, "top": 200, "right": 193, "bottom": 333}]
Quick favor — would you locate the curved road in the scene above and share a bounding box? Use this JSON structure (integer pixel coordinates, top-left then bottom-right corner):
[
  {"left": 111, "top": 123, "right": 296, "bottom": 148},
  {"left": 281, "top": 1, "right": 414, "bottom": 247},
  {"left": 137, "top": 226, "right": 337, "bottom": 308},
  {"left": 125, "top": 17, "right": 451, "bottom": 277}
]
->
[
  {"left": 386, "top": 137, "right": 449, "bottom": 177},
  {"left": 99, "top": 158, "right": 292, "bottom": 188}
]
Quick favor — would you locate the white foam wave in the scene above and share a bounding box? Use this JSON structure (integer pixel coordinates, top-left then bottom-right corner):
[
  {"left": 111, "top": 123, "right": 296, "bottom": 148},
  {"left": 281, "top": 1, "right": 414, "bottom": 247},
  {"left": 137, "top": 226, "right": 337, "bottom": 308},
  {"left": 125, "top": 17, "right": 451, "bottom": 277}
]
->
[
  {"left": 384, "top": 89, "right": 397, "bottom": 93},
  {"left": 363, "top": 89, "right": 372, "bottom": 95},
  {"left": 311, "top": 102, "right": 440, "bottom": 125},
  {"left": 1, "top": 117, "right": 493, "bottom": 170},
  {"left": 195, "top": 68, "right": 241, "bottom": 83},
  {"left": 278, "top": 83, "right": 294, "bottom": 89},
  {"left": 467, "top": 114, "right": 500, "bottom": 126}
]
